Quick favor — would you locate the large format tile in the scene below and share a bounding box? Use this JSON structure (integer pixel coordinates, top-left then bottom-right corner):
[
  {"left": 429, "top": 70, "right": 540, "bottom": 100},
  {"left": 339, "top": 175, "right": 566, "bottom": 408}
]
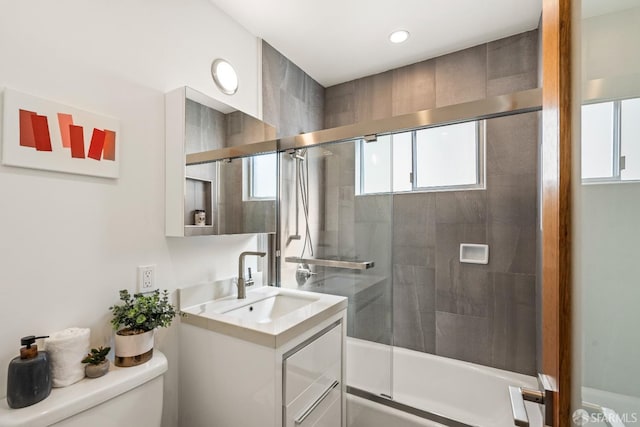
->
[
  {"left": 487, "top": 30, "right": 539, "bottom": 81},
  {"left": 435, "top": 311, "right": 491, "bottom": 366},
  {"left": 392, "top": 193, "right": 436, "bottom": 247},
  {"left": 324, "top": 81, "right": 356, "bottom": 128},
  {"left": 487, "top": 173, "right": 537, "bottom": 225},
  {"left": 355, "top": 195, "right": 393, "bottom": 223},
  {"left": 486, "top": 30, "right": 538, "bottom": 97},
  {"left": 263, "top": 40, "right": 325, "bottom": 138},
  {"left": 490, "top": 272, "right": 537, "bottom": 375},
  {"left": 355, "top": 222, "right": 393, "bottom": 276},
  {"left": 354, "top": 71, "right": 393, "bottom": 123},
  {"left": 392, "top": 59, "right": 436, "bottom": 116},
  {"left": 262, "top": 42, "right": 287, "bottom": 132},
  {"left": 486, "top": 112, "right": 539, "bottom": 177},
  {"left": 488, "top": 223, "right": 537, "bottom": 275},
  {"left": 393, "top": 265, "right": 426, "bottom": 351},
  {"left": 435, "top": 44, "right": 487, "bottom": 107},
  {"left": 436, "top": 264, "right": 493, "bottom": 317},
  {"left": 487, "top": 72, "right": 538, "bottom": 97},
  {"left": 435, "top": 190, "right": 487, "bottom": 224},
  {"left": 393, "top": 265, "right": 436, "bottom": 353},
  {"left": 392, "top": 244, "right": 435, "bottom": 269}
]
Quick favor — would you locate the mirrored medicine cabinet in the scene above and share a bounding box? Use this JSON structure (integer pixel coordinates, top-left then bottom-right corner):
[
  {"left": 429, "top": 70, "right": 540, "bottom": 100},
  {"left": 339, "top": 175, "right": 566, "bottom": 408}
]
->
[{"left": 165, "top": 87, "right": 277, "bottom": 237}]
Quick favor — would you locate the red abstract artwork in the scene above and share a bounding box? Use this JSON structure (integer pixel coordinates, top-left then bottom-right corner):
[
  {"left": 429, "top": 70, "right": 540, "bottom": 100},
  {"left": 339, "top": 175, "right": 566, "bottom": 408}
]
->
[
  {"left": 18, "top": 110, "right": 117, "bottom": 161},
  {"left": 5, "top": 88, "right": 120, "bottom": 178}
]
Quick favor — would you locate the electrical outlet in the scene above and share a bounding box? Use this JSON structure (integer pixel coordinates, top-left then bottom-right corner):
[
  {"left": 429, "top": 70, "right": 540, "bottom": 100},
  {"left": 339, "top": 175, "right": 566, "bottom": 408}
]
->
[{"left": 137, "top": 265, "right": 157, "bottom": 293}]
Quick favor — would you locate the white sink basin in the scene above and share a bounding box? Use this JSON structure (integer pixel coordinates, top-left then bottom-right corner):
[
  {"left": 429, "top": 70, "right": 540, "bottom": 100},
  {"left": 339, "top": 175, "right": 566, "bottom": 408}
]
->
[
  {"left": 179, "top": 286, "right": 348, "bottom": 348},
  {"left": 223, "top": 294, "right": 316, "bottom": 324}
]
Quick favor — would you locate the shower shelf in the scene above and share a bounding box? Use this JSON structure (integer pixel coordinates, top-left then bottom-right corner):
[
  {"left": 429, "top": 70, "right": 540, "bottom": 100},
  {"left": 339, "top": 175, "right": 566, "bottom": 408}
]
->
[{"left": 284, "top": 257, "right": 375, "bottom": 270}]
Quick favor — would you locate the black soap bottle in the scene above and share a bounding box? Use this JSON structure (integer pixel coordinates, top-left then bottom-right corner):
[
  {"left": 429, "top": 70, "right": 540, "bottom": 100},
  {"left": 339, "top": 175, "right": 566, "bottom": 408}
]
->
[{"left": 6, "top": 335, "right": 52, "bottom": 409}]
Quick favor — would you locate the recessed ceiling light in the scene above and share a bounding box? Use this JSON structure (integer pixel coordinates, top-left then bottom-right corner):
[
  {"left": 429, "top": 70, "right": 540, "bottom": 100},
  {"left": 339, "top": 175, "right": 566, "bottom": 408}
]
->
[
  {"left": 389, "top": 30, "right": 410, "bottom": 44},
  {"left": 211, "top": 58, "right": 239, "bottom": 95}
]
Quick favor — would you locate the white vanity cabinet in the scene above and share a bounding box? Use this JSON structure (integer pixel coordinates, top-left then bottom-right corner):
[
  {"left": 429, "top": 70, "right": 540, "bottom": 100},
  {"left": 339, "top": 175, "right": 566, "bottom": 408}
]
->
[{"left": 178, "top": 287, "right": 347, "bottom": 427}]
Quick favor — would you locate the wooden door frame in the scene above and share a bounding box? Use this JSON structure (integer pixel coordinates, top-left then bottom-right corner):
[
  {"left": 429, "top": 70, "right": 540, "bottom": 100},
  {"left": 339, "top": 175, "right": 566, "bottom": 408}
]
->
[{"left": 541, "top": 0, "right": 575, "bottom": 425}]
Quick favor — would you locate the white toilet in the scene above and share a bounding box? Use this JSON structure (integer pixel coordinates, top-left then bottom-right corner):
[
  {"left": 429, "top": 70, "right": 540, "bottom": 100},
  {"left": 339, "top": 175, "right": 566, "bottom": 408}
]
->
[{"left": 0, "top": 351, "right": 167, "bottom": 427}]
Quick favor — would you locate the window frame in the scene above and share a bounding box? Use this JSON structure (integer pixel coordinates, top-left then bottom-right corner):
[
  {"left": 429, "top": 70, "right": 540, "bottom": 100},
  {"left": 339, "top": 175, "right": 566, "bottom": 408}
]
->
[
  {"left": 243, "top": 154, "right": 277, "bottom": 201},
  {"left": 356, "top": 120, "right": 486, "bottom": 196},
  {"left": 581, "top": 99, "right": 622, "bottom": 184}
]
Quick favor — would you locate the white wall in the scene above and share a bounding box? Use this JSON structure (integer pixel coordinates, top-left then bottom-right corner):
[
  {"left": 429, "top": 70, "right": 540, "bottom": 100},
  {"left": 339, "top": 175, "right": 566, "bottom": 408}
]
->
[{"left": 0, "top": 1, "right": 261, "bottom": 425}]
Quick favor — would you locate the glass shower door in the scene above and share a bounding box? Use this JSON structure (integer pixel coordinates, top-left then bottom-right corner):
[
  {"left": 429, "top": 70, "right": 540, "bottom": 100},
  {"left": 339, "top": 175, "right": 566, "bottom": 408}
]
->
[
  {"left": 576, "top": 2, "right": 640, "bottom": 425},
  {"left": 278, "top": 138, "right": 394, "bottom": 399}
]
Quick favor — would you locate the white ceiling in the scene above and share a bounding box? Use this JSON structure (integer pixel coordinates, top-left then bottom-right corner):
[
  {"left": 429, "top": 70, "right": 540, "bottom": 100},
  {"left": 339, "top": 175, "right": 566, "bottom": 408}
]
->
[{"left": 209, "top": 0, "right": 542, "bottom": 87}]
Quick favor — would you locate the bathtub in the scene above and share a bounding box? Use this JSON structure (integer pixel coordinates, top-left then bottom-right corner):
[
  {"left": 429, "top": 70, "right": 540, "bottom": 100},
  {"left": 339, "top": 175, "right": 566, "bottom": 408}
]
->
[{"left": 346, "top": 338, "right": 543, "bottom": 427}]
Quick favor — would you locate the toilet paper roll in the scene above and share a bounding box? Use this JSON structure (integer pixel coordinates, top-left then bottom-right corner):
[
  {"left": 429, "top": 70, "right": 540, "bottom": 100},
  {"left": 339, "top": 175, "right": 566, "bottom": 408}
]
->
[{"left": 45, "top": 327, "right": 90, "bottom": 387}]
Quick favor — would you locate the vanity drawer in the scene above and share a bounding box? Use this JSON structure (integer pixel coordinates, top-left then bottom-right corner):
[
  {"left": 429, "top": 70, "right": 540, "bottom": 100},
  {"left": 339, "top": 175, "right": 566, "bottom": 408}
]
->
[
  {"left": 284, "top": 322, "right": 342, "bottom": 405},
  {"left": 284, "top": 379, "right": 341, "bottom": 427}
]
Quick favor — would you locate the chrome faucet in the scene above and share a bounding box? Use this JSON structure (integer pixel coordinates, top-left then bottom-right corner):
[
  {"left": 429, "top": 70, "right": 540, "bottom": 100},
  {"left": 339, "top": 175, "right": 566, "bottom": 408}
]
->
[{"left": 237, "top": 251, "right": 266, "bottom": 299}]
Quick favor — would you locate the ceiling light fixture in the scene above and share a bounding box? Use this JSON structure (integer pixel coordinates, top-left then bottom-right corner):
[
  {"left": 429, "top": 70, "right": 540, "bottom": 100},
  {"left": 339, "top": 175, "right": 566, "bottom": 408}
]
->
[
  {"left": 211, "top": 58, "right": 239, "bottom": 95},
  {"left": 389, "top": 30, "right": 410, "bottom": 44}
]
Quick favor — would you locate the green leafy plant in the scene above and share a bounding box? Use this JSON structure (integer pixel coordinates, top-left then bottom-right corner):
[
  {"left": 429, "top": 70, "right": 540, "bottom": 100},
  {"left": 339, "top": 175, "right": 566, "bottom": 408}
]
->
[
  {"left": 109, "top": 289, "right": 177, "bottom": 333},
  {"left": 82, "top": 346, "right": 111, "bottom": 365}
]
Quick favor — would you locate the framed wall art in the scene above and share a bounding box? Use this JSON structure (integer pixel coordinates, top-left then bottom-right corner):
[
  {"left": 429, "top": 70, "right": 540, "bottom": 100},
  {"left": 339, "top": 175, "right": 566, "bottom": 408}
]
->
[{"left": 2, "top": 88, "right": 120, "bottom": 178}]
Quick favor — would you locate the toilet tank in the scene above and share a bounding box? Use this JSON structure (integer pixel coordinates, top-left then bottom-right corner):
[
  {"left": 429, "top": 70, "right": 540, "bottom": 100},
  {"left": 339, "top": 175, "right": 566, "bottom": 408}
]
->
[{"left": 0, "top": 351, "right": 167, "bottom": 427}]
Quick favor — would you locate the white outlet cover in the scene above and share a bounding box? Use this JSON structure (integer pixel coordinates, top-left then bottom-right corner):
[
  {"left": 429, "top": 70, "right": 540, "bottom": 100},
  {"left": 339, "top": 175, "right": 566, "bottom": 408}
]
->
[{"left": 137, "top": 264, "right": 158, "bottom": 293}]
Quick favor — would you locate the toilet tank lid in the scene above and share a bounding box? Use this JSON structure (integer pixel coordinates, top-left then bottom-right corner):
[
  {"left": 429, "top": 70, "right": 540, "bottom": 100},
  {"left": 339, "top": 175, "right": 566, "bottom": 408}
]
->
[{"left": 0, "top": 351, "right": 168, "bottom": 427}]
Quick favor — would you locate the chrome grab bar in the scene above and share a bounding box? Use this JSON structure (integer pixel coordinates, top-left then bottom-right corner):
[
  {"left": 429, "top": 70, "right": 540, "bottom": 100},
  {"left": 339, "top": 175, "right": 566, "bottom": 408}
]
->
[
  {"left": 285, "top": 256, "right": 374, "bottom": 270},
  {"left": 294, "top": 380, "right": 339, "bottom": 425}
]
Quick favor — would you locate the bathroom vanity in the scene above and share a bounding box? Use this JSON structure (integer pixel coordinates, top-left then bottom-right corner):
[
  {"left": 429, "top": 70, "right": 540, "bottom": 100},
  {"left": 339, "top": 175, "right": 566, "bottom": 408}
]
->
[{"left": 178, "top": 286, "right": 347, "bottom": 427}]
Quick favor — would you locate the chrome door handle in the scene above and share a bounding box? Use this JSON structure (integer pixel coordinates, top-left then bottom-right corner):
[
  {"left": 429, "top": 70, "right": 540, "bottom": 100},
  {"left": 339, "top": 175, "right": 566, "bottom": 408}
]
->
[
  {"left": 509, "top": 386, "right": 530, "bottom": 427},
  {"left": 294, "top": 380, "right": 339, "bottom": 425},
  {"left": 509, "top": 386, "right": 544, "bottom": 426},
  {"left": 508, "top": 374, "right": 556, "bottom": 427}
]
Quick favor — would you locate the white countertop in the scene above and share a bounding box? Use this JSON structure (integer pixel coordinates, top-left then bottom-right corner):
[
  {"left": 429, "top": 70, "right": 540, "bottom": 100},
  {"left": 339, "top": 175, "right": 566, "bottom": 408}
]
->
[{"left": 180, "top": 286, "right": 347, "bottom": 348}]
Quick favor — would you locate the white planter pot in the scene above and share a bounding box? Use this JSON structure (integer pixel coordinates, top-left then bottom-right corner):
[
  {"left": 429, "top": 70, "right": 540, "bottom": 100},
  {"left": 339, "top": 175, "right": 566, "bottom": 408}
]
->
[{"left": 114, "top": 329, "right": 154, "bottom": 367}]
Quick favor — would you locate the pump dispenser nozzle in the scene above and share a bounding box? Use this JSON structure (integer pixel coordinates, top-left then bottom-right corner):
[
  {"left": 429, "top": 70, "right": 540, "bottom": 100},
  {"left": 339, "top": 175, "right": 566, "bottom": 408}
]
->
[
  {"left": 19, "top": 335, "right": 49, "bottom": 359},
  {"left": 21, "top": 335, "right": 49, "bottom": 349}
]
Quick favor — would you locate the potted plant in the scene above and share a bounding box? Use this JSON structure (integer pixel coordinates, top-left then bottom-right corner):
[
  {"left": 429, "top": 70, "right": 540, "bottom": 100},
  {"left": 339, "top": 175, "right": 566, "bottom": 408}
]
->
[
  {"left": 110, "top": 289, "right": 177, "bottom": 367},
  {"left": 82, "top": 346, "right": 111, "bottom": 378}
]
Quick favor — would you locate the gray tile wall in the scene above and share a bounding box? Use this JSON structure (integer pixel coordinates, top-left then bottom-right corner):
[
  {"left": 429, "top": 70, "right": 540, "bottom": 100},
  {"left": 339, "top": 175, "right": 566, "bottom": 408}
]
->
[
  {"left": 261, "top": 41, "right": 327, "bottom": 286},
  {"left": 262, "top": 42, "right": 325, "bottom": 138},
  {"left": 322, "top": 30, "right": 539, "bottom": 375}
]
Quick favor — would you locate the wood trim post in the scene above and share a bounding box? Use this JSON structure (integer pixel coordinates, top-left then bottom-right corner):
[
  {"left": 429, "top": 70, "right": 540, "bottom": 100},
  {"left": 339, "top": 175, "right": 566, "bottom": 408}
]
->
[{"left": 541, "top": 0, "right": 574, "bottom": 425}]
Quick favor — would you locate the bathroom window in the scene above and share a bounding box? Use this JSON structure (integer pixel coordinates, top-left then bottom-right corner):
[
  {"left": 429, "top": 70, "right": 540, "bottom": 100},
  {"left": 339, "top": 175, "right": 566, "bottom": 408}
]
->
[
  {"left": 356, "top": 121, "right": 484, "bottom": 195},
  {"left": 245, "top": 153, "right": 277, "bottom": 200},
  {"left": 582, "top": 97, "right": 640, "bottom": 182}
]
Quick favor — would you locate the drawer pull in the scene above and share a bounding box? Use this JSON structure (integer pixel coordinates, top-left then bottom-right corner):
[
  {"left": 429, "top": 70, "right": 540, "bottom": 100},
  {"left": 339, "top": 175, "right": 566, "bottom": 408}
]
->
[{"left": 294, "top": 380, "right": 339, "bottom": 425}]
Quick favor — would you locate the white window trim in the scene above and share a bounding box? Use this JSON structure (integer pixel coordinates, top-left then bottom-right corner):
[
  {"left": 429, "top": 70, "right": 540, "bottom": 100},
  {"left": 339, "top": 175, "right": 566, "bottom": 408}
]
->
[
  {"left": 243, "top": 155, "right": 277, "bottom": 201},
  {"left": 356, "top": 120, "right": 486, "bottom": 196},
  {"left": 582, "top": 98, "right": 640, "bottom": 185}
]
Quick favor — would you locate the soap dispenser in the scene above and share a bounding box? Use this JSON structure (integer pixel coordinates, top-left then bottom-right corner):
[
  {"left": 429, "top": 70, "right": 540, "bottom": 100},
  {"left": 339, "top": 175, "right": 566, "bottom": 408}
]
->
[{"left": 6, "top": 335, "right": 52, "bottom": 409}]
